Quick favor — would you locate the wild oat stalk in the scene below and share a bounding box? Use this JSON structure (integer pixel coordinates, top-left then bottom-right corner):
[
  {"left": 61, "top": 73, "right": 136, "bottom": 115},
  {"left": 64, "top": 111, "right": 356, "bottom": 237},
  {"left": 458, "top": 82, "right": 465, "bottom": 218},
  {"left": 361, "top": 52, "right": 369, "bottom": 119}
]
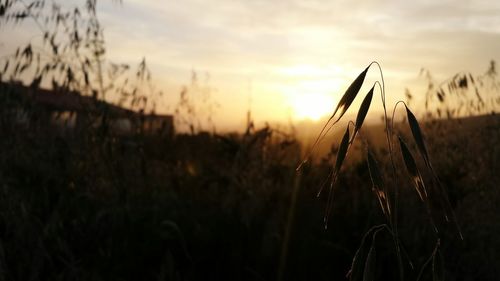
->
[{"left": 297, "top": 62, "right": 462, "bottom": 281}]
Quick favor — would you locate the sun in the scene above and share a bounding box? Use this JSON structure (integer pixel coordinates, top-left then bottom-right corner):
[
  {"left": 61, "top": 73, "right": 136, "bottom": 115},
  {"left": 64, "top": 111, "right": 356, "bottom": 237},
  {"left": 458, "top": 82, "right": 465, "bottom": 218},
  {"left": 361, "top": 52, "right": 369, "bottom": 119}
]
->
[
  {"left": 291, "top": 92, "right": 335, "bottom": 121},
  {"left": 285, "top": 80, "right": 340, "bottom": 121},
  {"left": 279, "top": 64, "right": 342, "bottom": 121}
]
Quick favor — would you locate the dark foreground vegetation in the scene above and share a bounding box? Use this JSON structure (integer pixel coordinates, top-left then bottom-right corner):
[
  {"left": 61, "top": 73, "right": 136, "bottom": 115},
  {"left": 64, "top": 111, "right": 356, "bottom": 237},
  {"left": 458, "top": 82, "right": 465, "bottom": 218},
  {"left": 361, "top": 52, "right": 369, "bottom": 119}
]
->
[
  {"left": 0, "top": 102, "right": 499, "bottom": 280},
  {"left": 1, "top": 1, "right": 499, "bottom": 280}
]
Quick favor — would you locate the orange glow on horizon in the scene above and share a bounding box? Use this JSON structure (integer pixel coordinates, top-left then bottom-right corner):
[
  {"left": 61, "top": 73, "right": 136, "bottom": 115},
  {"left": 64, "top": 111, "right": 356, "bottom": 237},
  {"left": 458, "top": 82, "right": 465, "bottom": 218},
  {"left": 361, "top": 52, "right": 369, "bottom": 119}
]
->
[
  {"left": 290, "top": 92, "right": 335, "bottom": 121},
  {"left": 279, "top": 65, "right": 342, "bottom": 121}
]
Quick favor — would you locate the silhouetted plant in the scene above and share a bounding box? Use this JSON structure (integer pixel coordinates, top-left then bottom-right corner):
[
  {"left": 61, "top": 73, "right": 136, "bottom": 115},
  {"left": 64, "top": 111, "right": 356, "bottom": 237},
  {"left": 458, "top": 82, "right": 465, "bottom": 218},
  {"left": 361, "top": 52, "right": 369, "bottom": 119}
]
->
[
  {"left": 296, "top": 62, "right": 465, "bottom": 281},
  {"left": 174, "top": 70, "right": 219, "bottom": 134},
  {"left": 420, "top": 60, "right": 500, "bottom": 120},
  {"left": 0, "top": 0, "right": 162, "bottom": 118}
]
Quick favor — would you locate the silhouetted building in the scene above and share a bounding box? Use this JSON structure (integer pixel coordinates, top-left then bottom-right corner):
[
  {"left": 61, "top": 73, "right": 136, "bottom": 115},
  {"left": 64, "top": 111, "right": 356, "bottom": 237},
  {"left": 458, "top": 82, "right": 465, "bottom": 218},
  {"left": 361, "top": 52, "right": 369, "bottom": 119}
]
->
[{"left": 0, "top": 81, "right": 174, "bottom": 136}]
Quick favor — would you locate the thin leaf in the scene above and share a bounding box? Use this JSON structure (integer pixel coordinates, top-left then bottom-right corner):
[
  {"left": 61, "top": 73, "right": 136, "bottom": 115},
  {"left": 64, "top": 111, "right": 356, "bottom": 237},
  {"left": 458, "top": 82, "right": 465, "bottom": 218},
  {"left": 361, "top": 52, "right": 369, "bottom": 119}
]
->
[
  {"left": 406, "top": 107, "right": 463, "bottom": 238},
  {"left": 416, "top": 249, "right": 435, "bottom": 281},
  {"left": 474, "top": 88, "right": 484, "bottom": 104},
  {"left": 323, "top": 126, "right": 350, "bottom": 226},
  {"left": 334, "top": 127, "right": 351, "bottom": 176},
  {"left": 297, "top": 65, "right": 370, "bottom": 171},
  {"left": 432, "top": 249, "right": 444, "bottom": 281},
  {"left": 349, "top": 225, "right": 384, "bottom": 281},
  {"left": 352, "top": 85, "right": 374, "bottom": 143},
  {"left": 318, "top": 126, "right": 351, "bottom": 197},
  {"left": 367, "top": 151, "right": 391, "bottom": 217},
  {"left": 399, "top": 137, "right": 439, "bottom": 233},
  {"left": 363, "top": 243, "right": 376, "bottom": 281},
  {"left": 468, "top": 73, "right": 475, "bottom": 84},
  {"left": 398, "top": 137, "right": 427, "bottom": 201},
  {"left": 333, "top": 65, "right": 370, "bottom": 123},
  {"left": 436, "top": 89, "right": 445, "bottom": 103},
  {"left": 2, "top": 60, "right": 8, "bottom": 73},
  {"left": 405, "top": 106, "right": 430, "bottom": 168}
]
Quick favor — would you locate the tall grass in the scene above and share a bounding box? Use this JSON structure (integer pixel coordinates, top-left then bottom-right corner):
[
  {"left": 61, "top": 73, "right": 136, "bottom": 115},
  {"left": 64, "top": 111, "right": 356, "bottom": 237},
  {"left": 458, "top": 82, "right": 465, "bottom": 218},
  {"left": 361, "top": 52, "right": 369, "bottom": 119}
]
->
[
  {"left": 296, "top": 62, "right": 465, "bottom": 281},
  {"left": 1, "top": 1, "right": 499, "bottom": 280}
]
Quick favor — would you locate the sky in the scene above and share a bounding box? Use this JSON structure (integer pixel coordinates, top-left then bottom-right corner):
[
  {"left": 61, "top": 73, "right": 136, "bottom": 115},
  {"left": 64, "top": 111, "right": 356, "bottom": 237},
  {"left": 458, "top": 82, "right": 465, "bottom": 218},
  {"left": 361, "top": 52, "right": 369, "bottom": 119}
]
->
[{"left": 2, "top": 0, "right": 500, "bottom": 131}]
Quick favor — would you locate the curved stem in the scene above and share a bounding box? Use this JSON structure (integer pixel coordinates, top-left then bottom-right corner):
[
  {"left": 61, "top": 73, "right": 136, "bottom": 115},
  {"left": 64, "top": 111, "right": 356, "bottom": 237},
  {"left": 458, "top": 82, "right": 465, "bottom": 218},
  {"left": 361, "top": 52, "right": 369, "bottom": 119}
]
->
[
  {"left": 390, "top": 100, "right": 408, "bottom": 135},
  {"left": 416, "top": 239, "right": 440, "bottom": 281},
  {"left": 370, "top": 61, "right": 406, "bottom": 281},
  {"left": 298, "top": 63, "right": 376, "bottom": 171},
  {"left": 18, "top": 0, "right": 49, "bottom": 35}
]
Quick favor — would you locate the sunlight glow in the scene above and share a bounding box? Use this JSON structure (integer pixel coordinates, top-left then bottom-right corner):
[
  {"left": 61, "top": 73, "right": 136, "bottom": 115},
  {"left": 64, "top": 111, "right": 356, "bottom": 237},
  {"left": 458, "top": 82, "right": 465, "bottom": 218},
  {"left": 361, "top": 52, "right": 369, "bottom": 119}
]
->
[
  {"left": 279, "top": 65, "right": 342, "bottom": 121},
  {"left": 290, "top": 92, "right": 335, "bottom": 121}
]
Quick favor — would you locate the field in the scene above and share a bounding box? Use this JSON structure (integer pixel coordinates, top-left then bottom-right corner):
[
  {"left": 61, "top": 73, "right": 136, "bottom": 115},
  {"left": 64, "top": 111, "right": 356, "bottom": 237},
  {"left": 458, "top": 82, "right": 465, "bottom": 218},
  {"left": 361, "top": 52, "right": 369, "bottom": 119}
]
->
[
  {"left": 1, "top": 1, "right": 499, "bottom": 280},
  {"left": 0, "top": 106, "right": 498, "bottom": 280}
]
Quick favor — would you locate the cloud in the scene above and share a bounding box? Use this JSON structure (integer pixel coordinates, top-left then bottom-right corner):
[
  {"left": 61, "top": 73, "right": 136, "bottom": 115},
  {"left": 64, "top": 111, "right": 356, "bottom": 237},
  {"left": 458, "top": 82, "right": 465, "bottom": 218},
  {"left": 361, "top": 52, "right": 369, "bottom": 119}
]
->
[
  {"left": 87, "top": 0, "right": 500, "bottom": 127},
  {"left": 2, "top": 0, "right": 499, "bottom": 129}
]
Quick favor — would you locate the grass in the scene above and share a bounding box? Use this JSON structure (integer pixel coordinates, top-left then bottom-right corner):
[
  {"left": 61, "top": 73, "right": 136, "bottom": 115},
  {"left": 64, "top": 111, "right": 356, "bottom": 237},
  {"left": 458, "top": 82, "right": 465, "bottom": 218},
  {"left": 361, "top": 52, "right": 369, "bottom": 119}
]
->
[
  {"left": 1, "top": 2, "right": 499, "bottom": 280},
  {"left": 292, "top": 62, "right": 464, "bottom": 281},
  {"left": 1, "top": 62, "right": 499, "bottom": 280}
]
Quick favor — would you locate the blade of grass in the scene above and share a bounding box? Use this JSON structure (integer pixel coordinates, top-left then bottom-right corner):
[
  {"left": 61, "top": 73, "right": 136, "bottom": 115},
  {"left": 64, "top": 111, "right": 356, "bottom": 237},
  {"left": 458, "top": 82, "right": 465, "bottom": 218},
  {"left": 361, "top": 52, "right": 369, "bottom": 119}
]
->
[
  {"left": 398, "top": 137, "right": 428, "bottom": 202},
  {"left": 405, "top": 105, "right": 430, "bottom": 168},
  {"left": 351, "top": 85, "right": 374, "bottom": 144},
  {"left": 348, "top": 225, "right": 385, "bottom": 281},
  {"left": 324, "top": 126, "right": 350, "bottom": 228},
  {"left": 367, "top": 150, "right": 391, "bottom": 218},
  {"left": 363, "top": 230, "right": 380, "bottom": 281},
  {"left": 399, "top": 137, "right": 438, "bottom": 234},
  {"left": 416, "top": 240, "right": 441, "bottom": 281},
  {"left": 432, "top": 247, "right": 444, "bottom": 281},
  {"left": 405, "top": 106, "right": 463, "bottom": 239},
  {"left": 297, "top": 65, "right": 370, "bottom": 171}
]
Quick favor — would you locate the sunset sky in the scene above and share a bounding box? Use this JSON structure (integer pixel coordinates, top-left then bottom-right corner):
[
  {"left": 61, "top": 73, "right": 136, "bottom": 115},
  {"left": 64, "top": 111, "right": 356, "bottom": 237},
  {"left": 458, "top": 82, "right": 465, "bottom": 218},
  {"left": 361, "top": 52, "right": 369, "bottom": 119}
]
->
[{"left": 2, "top": 0, "right": 500, "bottom": 130}]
